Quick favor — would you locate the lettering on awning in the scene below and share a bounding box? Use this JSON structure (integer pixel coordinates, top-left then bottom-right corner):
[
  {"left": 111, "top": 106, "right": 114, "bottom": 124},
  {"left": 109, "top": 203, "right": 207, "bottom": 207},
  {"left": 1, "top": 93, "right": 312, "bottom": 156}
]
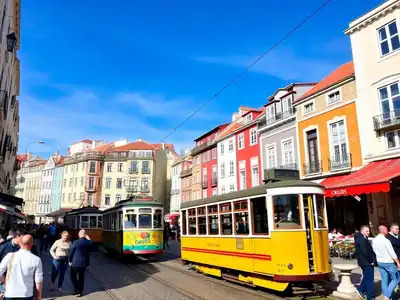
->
[{"left": 331, "top": 189, "right": 347, "bottom": 196}]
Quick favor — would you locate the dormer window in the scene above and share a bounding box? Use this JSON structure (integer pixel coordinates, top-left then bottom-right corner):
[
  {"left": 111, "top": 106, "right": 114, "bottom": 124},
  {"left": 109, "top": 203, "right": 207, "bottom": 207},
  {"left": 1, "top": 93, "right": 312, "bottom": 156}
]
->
[{"left": 244, "top": 113, "right": 252, "bottom": 124}]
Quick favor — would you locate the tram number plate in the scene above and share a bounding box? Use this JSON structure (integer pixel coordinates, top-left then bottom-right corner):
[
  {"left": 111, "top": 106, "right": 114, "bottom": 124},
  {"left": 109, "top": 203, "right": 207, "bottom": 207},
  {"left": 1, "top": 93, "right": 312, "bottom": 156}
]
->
[
  {"left": 207, "top": 243, "right": 220, "bottom": 248},
  {"left": 236, "top": 238, "right": 244, "bottom": 250},
  {"left": 277, "top": 264, "right": 287, "bottom": 273}
]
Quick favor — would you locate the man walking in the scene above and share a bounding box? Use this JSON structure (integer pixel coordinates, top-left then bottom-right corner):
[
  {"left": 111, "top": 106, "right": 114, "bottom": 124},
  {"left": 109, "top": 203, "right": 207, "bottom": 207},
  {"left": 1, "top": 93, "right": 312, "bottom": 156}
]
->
[
  {"left": 355, "top": 225, "right": 375, "bottom": 300},
  {"left": 0, "top": 234, "right": 43, "bottom": 300},
  {"left": 69, "top": 230, "right": 95, "bottom": 297},
  {"left": 0, "top": 229, "right": 25, "bottom": 261},
  {"left": 372, "top": 225, "right": 400, "bottom": 300}
]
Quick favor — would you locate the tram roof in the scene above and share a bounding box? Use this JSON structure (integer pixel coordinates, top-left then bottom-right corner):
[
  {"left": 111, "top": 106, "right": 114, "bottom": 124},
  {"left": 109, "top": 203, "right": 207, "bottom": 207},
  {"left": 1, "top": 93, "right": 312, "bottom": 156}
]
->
[
  {"left": 102, "top": 199, "right": 162, "bottom": 213},
  {"left": 181, "top": 179, "right": 323, "bottom": 209},
  {"left": 64, "top": 206, "right": 101, "bottom": 216}
]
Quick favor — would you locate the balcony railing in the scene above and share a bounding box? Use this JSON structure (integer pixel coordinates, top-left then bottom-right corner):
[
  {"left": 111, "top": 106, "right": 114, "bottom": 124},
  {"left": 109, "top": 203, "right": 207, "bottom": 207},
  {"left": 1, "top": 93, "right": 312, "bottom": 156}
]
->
[
  {"left": 180, "top": 168, "right": 192, "bottom": 178},
  {"left": 303, "top": 161, "right": 322, "bottom": 175},
  {"left": 85, "top": 185, "right": 96, "bottom": 192},
  {"left": 202, "top": 178, "right": 208, "bottom": 189},
  {"left": 211, "top": 177, "right": 217, "bottom": 187},
  {"left": 373, "top": 110, "right": 400, "bottom": 131},
  {"left": 141, "top": 186, "right": 150, "bottom": 193},
  {"left": 126, "top": 185, "right": 138, "bottom": 193},
  {"left": 278, "top": 163, "right": 297, "bottom": 170},
  {"left": 142, "top": 168, "right": 150, "bottom": 174},
  {"left": 129, "top": 168, "right": 138, "bottom": 174},
  {"left": 328, "top": 153, "right": 352, "bottom": 172},
  {"left": 191, "top": 140, "right": 215, "bottom": 156}
]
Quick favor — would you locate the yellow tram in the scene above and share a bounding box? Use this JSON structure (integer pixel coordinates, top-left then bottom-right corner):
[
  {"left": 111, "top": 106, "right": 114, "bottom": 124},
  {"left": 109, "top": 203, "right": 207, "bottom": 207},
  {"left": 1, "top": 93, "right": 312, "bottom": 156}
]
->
[
  {"left": 180, "top": 171, "right": 330, "bottom": 292},
  {"left": 102, "top": 197, "right": 164, "bottom": 256},
  {"left": 64, "top": 206, "right": 103, "bottom": 243}
]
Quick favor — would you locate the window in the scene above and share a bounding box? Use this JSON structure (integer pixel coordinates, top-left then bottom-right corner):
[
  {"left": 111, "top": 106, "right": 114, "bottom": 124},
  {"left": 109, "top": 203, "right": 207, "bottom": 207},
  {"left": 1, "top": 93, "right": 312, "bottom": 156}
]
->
[
  {"left": 74, "top": 177, "right": 77, "bottom": 187},
  {"left": 228, "top": 140, "right": 234, "bottom": 152},
  {"left": 250, "top": 128, "right": 257, "bottom": 146},
  {"left": 234, "top": 200, "right": 249, "bottom": 235},
  {"left": 81, "top": 177, "right": 84, "bottom": 186},
  {"left": 130, "top": 161, "right": 137, "bottom": 172},
  {"left": 221, "top": 214, "right": 232, "bottom": 235},
  {"left": 221, "top": 187, "right": 226, "bottom": 194},
  {"left": 315, "top": 195, "right": 327, "bottom": 229},
  {"left": 89, "top": 161, "right": 96, "bottom": 173},
  {"left": 385, "top": 130, "right": 400, "bottom": 149},
  {"left": 378, "top": 21, "right": 399, "bottom": 56},
  {"left": 80, "top": 192, "right": 84, "bottom": 200},
  {"left": 379, "top": 82, "right": 400, "bottom": 117},
  {"left": 142, "top": 161, "right": 150, "bottom": 173},
  {"left": 266, "top": 145, "right": 276, "bottom": 169},
  {"left": 329, "top": 120, "right": 348, "bottom": 165},
  {"left": 220, "top": 144, "right": 224, "bottom": 155},
  {"left": 188, "top": 209, "right": 196, "bottom": 234},
  {"left": 251, "top": 165, "right": 259, "bottom": 187},
  {"left": 62, "top": 194, "right": 65, "bottom": 202},
  {"left": 138, "top": 208, "right": 152, "bottom": 228},
  {"left": 328, "top": 91, "right": 340, "bottom": 104},
  {"left": 88, "top": 177, "right": 94, "bottom": 189},
  {"left": 116, "top": 178, "right": 122, "bottom": 189},
  {"left": 89, "top": 216, "right": 97, "bottom": 228},
  {"left": 273, "top": 194, "right": 301, "bottom": 230},
  {"left": 197, "top": 207, "right": 206, "bottom": 234},
  {"left": 239, "top": 168, "right": 246, "bottom": 190},
  {"left": 212, "top": 188, "right": 217, "bottom": 196},
  {"left": 105, "top": 195, "right": 110, "bottom": 206},
  {"left": 105, "top": 177, "right": 111, "bottom": 189},
  {"left": 80, "top": 216, "right": 89, "bottom": 228},
  {"left": 107, "top": 163, "right": 112, "bottom": 172},
  {"left": 282, "top": 139, "right": 294, "bottom": 167},
  {"left": 117, "top": 163, "right": 123, "bottom": 172},
  {"left": 154, "top": 209, "right": 163, "bottom": 228},
  {"left": 303, "top": 102, "right": 314, "bottom": 114},
  {"left": 63, "top": 179, "right": 66, "bottom": 188},
  {"left": 116, "top": 194, "right": 121, "bottom": 202},
  {"left": 212, "top": 148, "right": 217, "bottom": 159},
  {"left": 220, "top": 163, "right": 225, "bottom": 178},
  {"left": 73, "top": 193, "right": 76, "bottom": 201},
  {"left": 141, "top": 178, "right": 149, "bottom": 191},
  {"left": 68, "top": 193, "right": 71, "bottom": 201},
  {"left": 244, "top": 113, "right": 252, "bottom": 124},
  {"left": 69, "top": 179, "right": 72, "bottom": 187},
  {"left": 238, "top": 134, "right": 244, "bottom": 150},
  {"left": 229, "top": 161, "right": 235, "bottom": 176},
  {"left": 182, "top": 210, "right": 187, "bottom": 235},
  {"left": 202, "top": 189, "right": 207, "bottom": 198},
  {"left": 229, "top": 185, "right": 235, "bottom": 192}
]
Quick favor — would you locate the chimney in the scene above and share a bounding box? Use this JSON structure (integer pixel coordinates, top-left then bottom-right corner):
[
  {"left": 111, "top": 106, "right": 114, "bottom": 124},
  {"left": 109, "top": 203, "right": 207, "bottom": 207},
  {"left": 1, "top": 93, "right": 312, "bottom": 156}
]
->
[{"left": 137, "top": 138, "right": 143, "bottom": 142}]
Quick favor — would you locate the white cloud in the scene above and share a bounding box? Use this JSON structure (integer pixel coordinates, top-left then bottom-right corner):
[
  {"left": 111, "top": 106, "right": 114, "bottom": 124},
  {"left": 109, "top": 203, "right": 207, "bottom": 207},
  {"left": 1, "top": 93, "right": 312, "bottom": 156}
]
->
[{"left": 195, "top": 46, "right": 342, "bottom": 82}]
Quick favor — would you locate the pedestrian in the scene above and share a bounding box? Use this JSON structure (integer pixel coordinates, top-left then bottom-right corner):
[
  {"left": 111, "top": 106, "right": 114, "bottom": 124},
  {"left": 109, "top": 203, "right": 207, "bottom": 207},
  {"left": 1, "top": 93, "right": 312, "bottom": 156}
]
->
[
  {"left": 36, "top": 225, "right": 46, "bottom": 254},
  {"left": 0, "top": 229, "right": 25, "bottom": 261},
  {"left": 0, "top": 234, "right": 44, "bottom": 300},
  {"left": 48, "top": 223, "right": 57, "bottom": 246},
  {"left": 69, "top": 230, "right": 95, "bottom": 297},
  {"left": 372, "top": 225, "right": 400, "bottom": 300},
  {"left": 354, "top": 225, "right": 375, "bottom": 300},
  {"left": 50, "top": 231, "right": 72, "bottom": 292},
  {"left": 163, "top": 222, "right": 170, "bottom": 250}
]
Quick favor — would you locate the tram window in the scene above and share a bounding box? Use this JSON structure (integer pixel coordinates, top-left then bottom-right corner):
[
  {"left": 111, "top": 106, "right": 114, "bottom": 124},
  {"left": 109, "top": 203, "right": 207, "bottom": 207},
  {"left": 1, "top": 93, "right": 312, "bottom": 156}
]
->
[
  {"left": 251, "top": 197, "right": 269, "bottom": 235},
  {"left": 98, "top": 216, "right": 103, "bottom": 227},
  {"left": 139, "top": 214, "right": 152, "bottom": 228},
  {"left": 198, "top": 216, "right": 207, "bottom": 234},
  {"left": 197, "top": 207, "right": 206, "bottom": 216},
  {"left": 208, "top": 205, "right": 218, "bottom": 214},
  {"left": 221, "top": 214, "right": 232, "bottom": 235},
  {"left": 188, "top": 217, "right": 197, "bottom": 235},
  {"left": 89, "top": 216, "right": 97, "bottom": 228},
  {"left": 315, "top": 195, "right": 327, "bottom": 229},
  {"left": 81, "top": 216, "right": 89, "bottom": 228},
  {"left": 234, "top": 200, "right": 247, "bottom": 211},
  {"left": 208, "top": 215, "right": 219, "bottom": 235},
  {"left": 235, "top": 212, "right": 249, "bottom": 235},
  {"left": 273, "top": 195, "right": 302, "bottom": 230},
  {"left": 219, "top": 203, "right": 231, "bottom": 213},
  {"left": 154, "top": 209, "right": 163, "bottom": 228},
  {"left": 124, "top": 214, "right": 137, "bottom": 229},
  {"left": 182, "top": 210, "right": 187, "bottom": 235},
  {"left": 117, "top": 212, "right": 122, "bottom": 230}
]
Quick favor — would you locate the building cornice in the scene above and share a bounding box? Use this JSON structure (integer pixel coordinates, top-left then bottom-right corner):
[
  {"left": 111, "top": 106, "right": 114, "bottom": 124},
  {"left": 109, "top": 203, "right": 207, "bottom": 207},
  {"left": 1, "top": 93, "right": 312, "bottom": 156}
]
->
[{"left": 345, "top": 0, "right": 400, "bottom": 35}]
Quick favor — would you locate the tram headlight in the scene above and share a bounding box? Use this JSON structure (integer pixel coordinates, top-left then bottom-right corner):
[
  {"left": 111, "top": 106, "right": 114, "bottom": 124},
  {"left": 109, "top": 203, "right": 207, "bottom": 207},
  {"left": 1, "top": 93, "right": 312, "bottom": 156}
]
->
[{"left": 287, "top": 263, "right": 293, "bottom": 270}]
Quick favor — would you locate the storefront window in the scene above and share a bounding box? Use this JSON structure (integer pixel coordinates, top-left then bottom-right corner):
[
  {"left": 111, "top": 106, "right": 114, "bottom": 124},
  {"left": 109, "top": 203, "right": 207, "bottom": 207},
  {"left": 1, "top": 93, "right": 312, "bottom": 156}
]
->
[
  {"left": 315, "top": 195, "right": 327, "bottom": 229},
  {"left": 273, "top": 194, "right": 302, "bottom": 229}
]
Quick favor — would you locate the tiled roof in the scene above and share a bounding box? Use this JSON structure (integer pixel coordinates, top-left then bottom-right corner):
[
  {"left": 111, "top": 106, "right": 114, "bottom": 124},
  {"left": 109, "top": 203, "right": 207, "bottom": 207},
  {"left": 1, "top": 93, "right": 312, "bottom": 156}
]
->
[
  {"left": 93, "top": 143, "right": 115, "bottom": 153},
  {"left": 55, "top": 156, "right": 64, "bottom": 165},
  {"left": 194, "top": 123, "right": 230, "bottom": 142},
  {"left": 152, "top": 143, "right": 175, "bottom": 152},
  {"left": 16, "top": 154, "right": 28, "bottom": 162},
  {"left": 218, "top": 109, "right": 265, "bottom": 139},
  {"left": 79, "top": 139, "right": 92, "bottom": 144},
  {"left": 295, "top": 61, "right": 354, "bottom": 103},
  {"left": 108, "top": 140, "right": 175, "bottom": 152}
]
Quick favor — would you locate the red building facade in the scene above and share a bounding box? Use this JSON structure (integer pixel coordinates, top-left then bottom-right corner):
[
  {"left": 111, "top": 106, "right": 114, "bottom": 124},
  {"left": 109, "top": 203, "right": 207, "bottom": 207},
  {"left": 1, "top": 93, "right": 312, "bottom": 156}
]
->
[{"left": 235, "top": 110, "right": 264, "bottom": 190}]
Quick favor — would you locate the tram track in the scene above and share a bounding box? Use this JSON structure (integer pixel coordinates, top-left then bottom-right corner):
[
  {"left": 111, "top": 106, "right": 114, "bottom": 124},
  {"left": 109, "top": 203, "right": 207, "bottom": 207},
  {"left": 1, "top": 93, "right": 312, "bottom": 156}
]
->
[{"left": 87, "top": 266, "right": 126, "bottom": 300}]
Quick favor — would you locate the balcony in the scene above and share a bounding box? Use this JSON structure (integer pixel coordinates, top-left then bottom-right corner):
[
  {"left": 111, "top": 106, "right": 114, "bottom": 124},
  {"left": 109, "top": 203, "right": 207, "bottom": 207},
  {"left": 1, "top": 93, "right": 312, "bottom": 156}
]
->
[
  {"left": 202, "top": 178, "right": 208, "bottom": 189},
  {"left": 142, "top": 168, "right": 150, "bottom": 174},
  {"left": 303, "top": 161, "right": 322, "bottom": 176},
  {"left": 191, "top": 140, "right": 216, "bottom": 156},
  {"left": 141, "top": 186, "right": 150, "bottom": 193},
  {"left": 373, "top": 110, "right": 400, "bottom": 132},
  {"left": 129, "top": 168, "right": 138, "bottom": 174},
  {"left": 328, "top": 153, "right": 352, "bottom": 172},
  {"left": 211, "top": 177, "right": 217, "bottom": 187},
  {"left": 180, "top": 168, "right": 192, "bottom": 178},
  {"left": 126, "top": 185, "right": 138, "bottom": 193},
  {"left": 85, "top": 185, "right": 96, "bottom": 192},
  {"left": 278, "top": 163, "right": 297, "bottom": 170}
]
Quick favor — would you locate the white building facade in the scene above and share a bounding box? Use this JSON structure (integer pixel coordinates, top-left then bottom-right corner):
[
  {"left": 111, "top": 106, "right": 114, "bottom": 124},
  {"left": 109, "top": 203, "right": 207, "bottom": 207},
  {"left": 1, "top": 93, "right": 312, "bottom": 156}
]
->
[
  {"left": 170, "top": 161, "right": 181, "bottom": 212},
  {"left": 38, "top": 156, "right": 56, "bottom": 221},
  {"left": 216, "top": 135, "right": 237, "bottom": 194},
  {"left": 346, "top": 0, "right": 400, "bottom": 162}
]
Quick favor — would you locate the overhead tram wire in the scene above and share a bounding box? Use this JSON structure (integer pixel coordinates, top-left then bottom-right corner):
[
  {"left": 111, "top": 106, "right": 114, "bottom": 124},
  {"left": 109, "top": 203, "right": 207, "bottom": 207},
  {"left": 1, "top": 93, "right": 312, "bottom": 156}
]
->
[{"left": 162, "top": 0, "right": 333, "bottom": 141}]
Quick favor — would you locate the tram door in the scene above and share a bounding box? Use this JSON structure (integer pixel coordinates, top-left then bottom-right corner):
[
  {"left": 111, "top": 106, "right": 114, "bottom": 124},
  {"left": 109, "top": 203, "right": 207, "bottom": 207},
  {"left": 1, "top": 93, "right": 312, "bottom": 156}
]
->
[{"left": 302, "top": 195, "right": 315, "bottom": 273}]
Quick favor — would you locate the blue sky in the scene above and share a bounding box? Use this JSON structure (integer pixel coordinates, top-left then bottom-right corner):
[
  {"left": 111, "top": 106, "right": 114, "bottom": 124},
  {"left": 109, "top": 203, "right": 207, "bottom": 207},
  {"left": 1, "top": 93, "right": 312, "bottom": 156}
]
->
[{"left": 19, "top": 0, "right": 383, "bottom": 157}]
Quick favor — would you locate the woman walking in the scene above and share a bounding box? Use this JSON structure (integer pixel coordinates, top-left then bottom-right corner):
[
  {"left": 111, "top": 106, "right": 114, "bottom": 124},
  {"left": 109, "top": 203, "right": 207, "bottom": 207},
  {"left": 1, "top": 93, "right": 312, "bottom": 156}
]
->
[{"left": 49, "top": 231, "right": 72, "bottom": 292}]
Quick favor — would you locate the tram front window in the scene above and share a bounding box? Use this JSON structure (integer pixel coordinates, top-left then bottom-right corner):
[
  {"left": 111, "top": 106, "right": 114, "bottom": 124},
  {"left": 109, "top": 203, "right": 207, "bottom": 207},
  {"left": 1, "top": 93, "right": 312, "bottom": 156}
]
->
[
  {"left": 315, "top": 195, "right": 327, "bottom": 229},
  {"left": 139, "top": 214, "right": 152, "bottom": 229},
  {"left": 124, "top": 214, "right": 137, "bottom": 229},
  {"left": 273, "top": 194, "right": 302, "bottom": 229}
]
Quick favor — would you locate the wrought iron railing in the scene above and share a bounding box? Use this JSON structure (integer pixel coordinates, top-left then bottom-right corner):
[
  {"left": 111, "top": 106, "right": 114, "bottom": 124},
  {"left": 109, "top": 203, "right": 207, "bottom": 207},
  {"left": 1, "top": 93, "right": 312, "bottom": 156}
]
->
[
  {"left": 129, "top": 168, "right": 138, "bottom": 174},
  {"left": 328, "top": 153, "right": 352, "bottom": 171},
  {"left": 303, "top": 161, "right": 322, "bottom": 175},
  {"left": 211, "top": 177, "right": 217, "bottom": 186},
  {"left": 279, "top": 163, "right": 297, "bottom": 170},
  {"left": 373, "top": 110, "right": 400, "bottom": 131},
  {"left": 265, "top": 108, "right": 296, "bottom": 126},
  {"left": 180, "top": 168, "right": 192, "bottom": 178}
]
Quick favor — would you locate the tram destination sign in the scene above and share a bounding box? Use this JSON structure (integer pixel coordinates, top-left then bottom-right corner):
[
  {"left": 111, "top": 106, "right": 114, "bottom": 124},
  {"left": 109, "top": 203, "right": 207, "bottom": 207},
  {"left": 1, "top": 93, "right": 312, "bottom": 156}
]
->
[{"left": 264, "top": 168, "right": 300, "bottom": 181}]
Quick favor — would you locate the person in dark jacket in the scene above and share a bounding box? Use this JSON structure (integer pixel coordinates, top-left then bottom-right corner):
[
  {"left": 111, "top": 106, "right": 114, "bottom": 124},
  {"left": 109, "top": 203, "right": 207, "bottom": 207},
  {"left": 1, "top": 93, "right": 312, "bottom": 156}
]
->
[
  {"left": 355, "top": 225, "right": 375, "bottom": 300},
  {"left": 69, "top": 229, "right": 95, "bottom": 297},
  {"left": 0, "top": 229, "right": 25, "bottom": 261},
  {"left": 387, "top": 223, "right": 400, "bottom": 258}
]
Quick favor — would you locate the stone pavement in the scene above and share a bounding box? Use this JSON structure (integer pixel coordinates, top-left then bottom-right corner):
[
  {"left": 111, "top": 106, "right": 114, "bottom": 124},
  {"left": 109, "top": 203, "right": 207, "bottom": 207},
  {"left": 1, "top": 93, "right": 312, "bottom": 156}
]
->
[{"left": 39, "top": 251, "right": 112, "bottom": 300}]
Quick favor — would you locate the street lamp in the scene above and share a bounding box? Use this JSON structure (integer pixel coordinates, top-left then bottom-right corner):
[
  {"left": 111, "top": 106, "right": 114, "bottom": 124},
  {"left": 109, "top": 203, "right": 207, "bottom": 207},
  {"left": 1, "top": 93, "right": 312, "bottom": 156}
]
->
[
  {"left": 25, "top": 140, "right": 45, "bottom": 156},
  {"left": 6, "top": 32, "right": 17, "bottom": 52}
]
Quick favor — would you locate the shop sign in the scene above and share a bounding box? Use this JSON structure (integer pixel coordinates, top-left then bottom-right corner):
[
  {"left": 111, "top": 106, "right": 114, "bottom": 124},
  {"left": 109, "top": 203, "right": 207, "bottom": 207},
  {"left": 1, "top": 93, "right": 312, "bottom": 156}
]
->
[{"left": 331, "top": 189, "right": 347, "bottom": 196}]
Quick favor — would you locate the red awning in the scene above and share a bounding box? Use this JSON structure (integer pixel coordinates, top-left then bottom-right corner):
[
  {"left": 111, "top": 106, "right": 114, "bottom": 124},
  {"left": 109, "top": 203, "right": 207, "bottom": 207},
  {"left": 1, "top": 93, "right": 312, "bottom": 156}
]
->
[{"left": 322, "top": 158, "right": 400, "bottom": 198}]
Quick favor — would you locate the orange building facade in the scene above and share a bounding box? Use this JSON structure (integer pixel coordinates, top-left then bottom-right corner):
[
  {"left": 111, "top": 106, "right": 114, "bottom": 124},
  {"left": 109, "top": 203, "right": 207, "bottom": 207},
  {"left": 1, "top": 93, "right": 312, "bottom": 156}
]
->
[{"left": 294, "top": 62, "right": 367, "bottom": 233}]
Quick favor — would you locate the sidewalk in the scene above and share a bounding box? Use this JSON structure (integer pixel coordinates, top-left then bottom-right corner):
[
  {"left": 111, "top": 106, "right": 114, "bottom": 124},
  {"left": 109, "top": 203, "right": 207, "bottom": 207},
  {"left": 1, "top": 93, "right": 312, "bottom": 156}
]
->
[{"left": 39, "top": 252, "right": 109, "bottom": 300}]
